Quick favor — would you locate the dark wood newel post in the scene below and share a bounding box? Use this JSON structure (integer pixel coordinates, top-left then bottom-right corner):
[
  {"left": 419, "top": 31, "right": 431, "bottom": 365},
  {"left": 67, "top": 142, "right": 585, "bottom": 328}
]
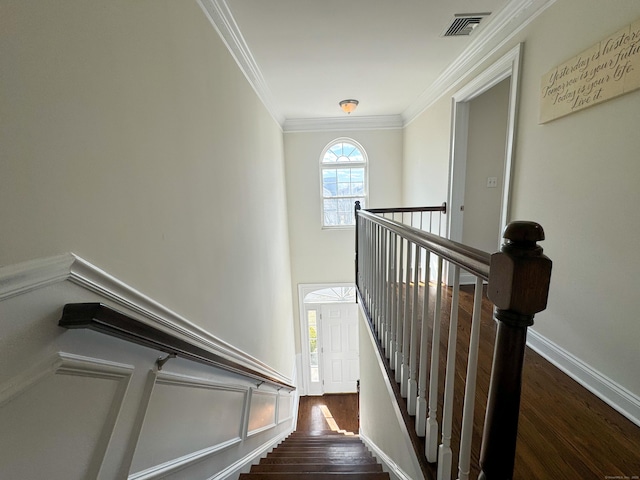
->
[
  {"left": 479, "top": 221, "right": 552, "bottom": 480},
  {"left": 354, "top": 201, "right": 361, "bottom": 298}
]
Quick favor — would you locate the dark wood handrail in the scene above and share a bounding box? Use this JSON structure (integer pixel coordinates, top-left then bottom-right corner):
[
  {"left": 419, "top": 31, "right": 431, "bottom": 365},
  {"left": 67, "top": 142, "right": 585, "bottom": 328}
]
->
[
  {"left": 366, "top": 202, "right": 447, "bottom": 214},
  {"left": 59, "top": 303, "right": 296, "bottom": 391},
  {"left": 357, "top": 206, "right": 490, "bottom": 280}
]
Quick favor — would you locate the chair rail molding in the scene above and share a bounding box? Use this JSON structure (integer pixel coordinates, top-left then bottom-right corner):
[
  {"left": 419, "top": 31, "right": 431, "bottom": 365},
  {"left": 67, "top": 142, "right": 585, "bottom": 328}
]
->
[{"left": 0, "top": 253, "right": 294, "bottom": 389}]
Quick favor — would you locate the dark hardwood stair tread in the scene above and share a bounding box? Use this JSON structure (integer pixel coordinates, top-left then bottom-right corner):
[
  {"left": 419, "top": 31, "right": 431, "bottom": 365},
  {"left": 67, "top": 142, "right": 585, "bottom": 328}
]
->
[
  {"left": 260, "top": 457, "right": 377, "bottom": 465},
  {"left": 244, "top": 432, "right": 389, "bottom": 479},
  {"left": 268, "top": 451, "right": 371, "bottom": 457},
  {"left": 273, "top": 445, "right": 369, "bottom": 450},
  {"left": 251, "top": 464, "right": 383, "bottom": 473},
  {"left": 240, "top": 474, "right": 389, "bottom": 479}
]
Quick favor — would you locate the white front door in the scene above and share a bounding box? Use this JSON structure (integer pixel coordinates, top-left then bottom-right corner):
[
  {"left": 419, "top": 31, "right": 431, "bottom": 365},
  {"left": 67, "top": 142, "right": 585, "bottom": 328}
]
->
[{"left": 320, "top": 303, "right": 359, "bottom": 393}]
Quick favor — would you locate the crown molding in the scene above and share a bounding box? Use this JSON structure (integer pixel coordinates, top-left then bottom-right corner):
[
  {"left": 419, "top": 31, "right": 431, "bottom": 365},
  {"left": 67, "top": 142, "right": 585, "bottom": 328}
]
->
[
  {"left": 283, "top": 115, "right": 403, "bottom": 133},
  {"left": 197, "top": 0, "right": 556, "bottom": 131},
  {"left": 402, "top": 0, "right": 557, "bottom": 125},
  {"left": 197, "top": 0, "right": 284, "bottom": 127}
]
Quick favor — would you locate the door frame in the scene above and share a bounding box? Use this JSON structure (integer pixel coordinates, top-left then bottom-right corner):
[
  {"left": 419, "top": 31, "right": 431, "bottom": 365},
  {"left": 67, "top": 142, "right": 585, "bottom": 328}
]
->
[
  {"left": 298, "top": 283, "right": 356, "bottom": 396},
  {"left": 447, "top": 43, "right": 523, "bottom": 283}
]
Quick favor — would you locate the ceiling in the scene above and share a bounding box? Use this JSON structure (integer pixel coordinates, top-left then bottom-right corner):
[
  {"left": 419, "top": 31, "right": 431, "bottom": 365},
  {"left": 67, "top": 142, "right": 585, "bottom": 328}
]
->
[{"left": 200, "top": 0, "right": 549, "bottom": 128}]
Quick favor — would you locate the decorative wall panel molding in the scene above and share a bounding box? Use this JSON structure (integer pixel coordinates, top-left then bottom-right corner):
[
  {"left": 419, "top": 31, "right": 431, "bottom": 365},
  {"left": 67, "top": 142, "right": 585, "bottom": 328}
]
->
[
  {"left": 277, "top": 390, "right": 293, "bottom": 424},
  {"left": 247, "top": 389, "right": 277, "bottom": 436},
  {"left": 129, "top": 372, "right": 248, "bottom": 478},
  {"left": 0, "top": 352, "right": 133, "bottom": 480},
  {"left": 0, "top": 256, "right": 298, "bottom": 480},
  {"left": 0, "top": 350, "right": 133, "bottom": 408}
]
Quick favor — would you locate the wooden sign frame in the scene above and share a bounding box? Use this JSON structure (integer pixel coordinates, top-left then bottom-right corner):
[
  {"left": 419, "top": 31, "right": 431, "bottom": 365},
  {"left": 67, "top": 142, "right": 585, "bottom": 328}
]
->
[{"left": 540, "top": 19, "right": 640, "bottom": 123}]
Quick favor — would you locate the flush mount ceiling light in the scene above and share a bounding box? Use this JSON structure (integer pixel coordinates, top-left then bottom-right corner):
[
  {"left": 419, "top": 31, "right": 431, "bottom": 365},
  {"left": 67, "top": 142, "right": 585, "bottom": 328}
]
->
[{"left": 339, "top": 99, "right": 359, "bottom": 114}]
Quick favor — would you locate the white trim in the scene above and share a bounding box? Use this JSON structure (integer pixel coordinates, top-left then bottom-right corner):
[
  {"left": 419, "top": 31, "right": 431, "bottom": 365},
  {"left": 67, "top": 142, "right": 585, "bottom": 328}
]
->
[
  {"left": 128, "top": 438, "right": 242, "bottom": 480},
  {"left": 0, "top": 352, "right": 134, "bottom": 479},
  {"left": 0, "top": 253, "right": 294, "bottom": 388},
  {"left": 284, "top": 115, "right": 403, "bottom": 133},
  {"left": 128, "top": 371, "right": 249, "bottom": 479},
  {"left": 155, "top": 371, "right": 249, "bottom": 393},
  {"left": 247, "top": 389, "right": 278, "bottom": 436},
  {"left": 277, "top": 390, "right": 293, "bottom": 424},
  {"left": 359, "top": 433, "right": 414, "bottom": 480},
  {"left": 527, "top": 329, "right": 640, "bottom": 427},
  {"left": 446, "top": 44, "right": 522, "bottom": 284},
  {"left": 0, "top": 254, "right": 75, "bottom": 301},
  {"left": 206, "top": 429, "right": 291, "bottom": 480},
  {"left": 196, "top": 0, "right": 284, "bottom": 127},
  {"left": 403, "top": 0, "right": 556, "bottom": 125},
  {"left": 0, "top": 351, "right": 133, "bottom": 407},
  {"left": 196, "top": 0, "right": 555, "bottom": 131}
]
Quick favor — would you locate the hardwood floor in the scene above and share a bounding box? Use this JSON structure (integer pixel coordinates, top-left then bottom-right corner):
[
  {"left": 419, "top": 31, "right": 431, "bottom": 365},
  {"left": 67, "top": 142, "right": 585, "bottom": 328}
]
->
[
  {"left": 326, "top": 284, "right": 640, "bottom": 479},
  {"left": 297, "top": 394, "right": 360, "bottom": 435}
]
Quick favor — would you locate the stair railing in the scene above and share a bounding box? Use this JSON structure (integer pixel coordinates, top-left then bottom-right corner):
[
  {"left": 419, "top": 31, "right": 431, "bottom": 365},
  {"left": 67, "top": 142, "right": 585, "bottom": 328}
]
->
[{"left": 354, "top": 201, "right": 552, "bottom": 480}]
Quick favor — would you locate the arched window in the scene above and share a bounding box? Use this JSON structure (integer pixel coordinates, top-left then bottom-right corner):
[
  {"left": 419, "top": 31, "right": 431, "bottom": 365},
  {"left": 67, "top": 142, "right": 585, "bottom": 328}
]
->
[{"left": 320, "top": 139, "right": 367, "bottom": 227}]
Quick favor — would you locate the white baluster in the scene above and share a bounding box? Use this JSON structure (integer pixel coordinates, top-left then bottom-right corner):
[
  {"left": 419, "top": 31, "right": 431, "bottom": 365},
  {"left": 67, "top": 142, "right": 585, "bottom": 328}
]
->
[
  {"left": 457, "top": 277, "right": 484, "bottom": 480},
  {"left": 415, "top": 253, "right": 432, "bottom": 434},
  {"left": 390, "top": 237, "right": 403, "bottom": 363},
  {"left": 438, "top": 265, "right": 461, "bottom": 480},
  {"left": 425, "top": 257, "right": 443, "bottom": 462},
  {"left": 380, "top": 228, "right": 388, "bottom": 354},
  {"left": 397, "top": 241, "right": 411, "bottom": 387},
  {"left": 407, "top": 245, "right": 428, "bottom": 415},
  {"left": 375, "top": 226, "right": 380, "bottom": 330},
  {"left": 395, "top": 238, "right": 405, "bottom": 384},
  {"left": 385, "top": 232, "right": 396, "bottom": 370},
  {"left": 402, "top": 245, "right": 420, "bottom": 397}
]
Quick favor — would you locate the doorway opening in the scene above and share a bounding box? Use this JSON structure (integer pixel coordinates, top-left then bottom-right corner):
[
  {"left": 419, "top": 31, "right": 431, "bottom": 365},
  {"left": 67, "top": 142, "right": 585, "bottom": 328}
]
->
[
  {"left": 448, "top": 43, "right": 523, "bottom": 283},
  {"left": 298, "top": 284, "right": 359, "bottom": 396}
]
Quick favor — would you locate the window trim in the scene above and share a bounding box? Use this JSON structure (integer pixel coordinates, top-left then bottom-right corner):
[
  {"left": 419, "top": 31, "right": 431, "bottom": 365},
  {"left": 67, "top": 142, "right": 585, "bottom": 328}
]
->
[{"left": 319, "top": 138, "right": 368, "bottom": 229}]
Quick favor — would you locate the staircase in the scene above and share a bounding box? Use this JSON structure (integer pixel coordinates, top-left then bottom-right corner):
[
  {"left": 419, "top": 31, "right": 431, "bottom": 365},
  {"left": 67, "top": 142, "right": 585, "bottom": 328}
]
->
[{"left": 240, "top": 430, "right": 390, "bottom": 479}]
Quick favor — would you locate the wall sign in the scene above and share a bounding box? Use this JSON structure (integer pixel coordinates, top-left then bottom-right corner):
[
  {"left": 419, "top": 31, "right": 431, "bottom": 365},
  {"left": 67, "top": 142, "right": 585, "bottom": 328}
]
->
[{"left": 540, "top": 19, "right": 640, "bottom": 123}]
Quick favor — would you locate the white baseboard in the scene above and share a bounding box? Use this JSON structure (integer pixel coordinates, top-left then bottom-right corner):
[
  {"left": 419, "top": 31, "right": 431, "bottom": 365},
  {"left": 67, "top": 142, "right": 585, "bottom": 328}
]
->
[
  {"left": 359, "top": 433, "right": 414, "bottom": 480},
  {"left": 527, "top": 329, "right": 640, "bottom": 427}
]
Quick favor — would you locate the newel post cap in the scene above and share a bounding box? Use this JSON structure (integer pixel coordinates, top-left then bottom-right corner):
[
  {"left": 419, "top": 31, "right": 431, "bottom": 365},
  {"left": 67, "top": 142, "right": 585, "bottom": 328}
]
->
[{"left": 487, "top": 221, "right": 552, "bottom": 317}]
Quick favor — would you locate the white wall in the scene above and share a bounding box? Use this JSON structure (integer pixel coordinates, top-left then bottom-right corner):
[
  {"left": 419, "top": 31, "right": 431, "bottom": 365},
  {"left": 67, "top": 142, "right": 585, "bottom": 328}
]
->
[
  {"left": 358, "top": 308, "right": 423, "bottom": 480},
  {"left": 403, "top": 0, "right": 640, "bottom": 403},
  {"left": 284, "top": 129, "right": 403, "bottom": 354},
  {"left": 0, "top": 0, "right": 295, "bottom": 375},
  {"left": 403, "top": 98, "right": 452, "bottom": 207},
  {"left": 1, "top": 1, "right": 298, "bottom": 477}
]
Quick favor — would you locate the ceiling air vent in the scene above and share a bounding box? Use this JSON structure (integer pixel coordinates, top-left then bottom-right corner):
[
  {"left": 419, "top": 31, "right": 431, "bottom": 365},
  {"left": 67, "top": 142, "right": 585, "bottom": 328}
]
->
[{"left": 442, "top": 13, "right": 491, "bottom": 37}]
